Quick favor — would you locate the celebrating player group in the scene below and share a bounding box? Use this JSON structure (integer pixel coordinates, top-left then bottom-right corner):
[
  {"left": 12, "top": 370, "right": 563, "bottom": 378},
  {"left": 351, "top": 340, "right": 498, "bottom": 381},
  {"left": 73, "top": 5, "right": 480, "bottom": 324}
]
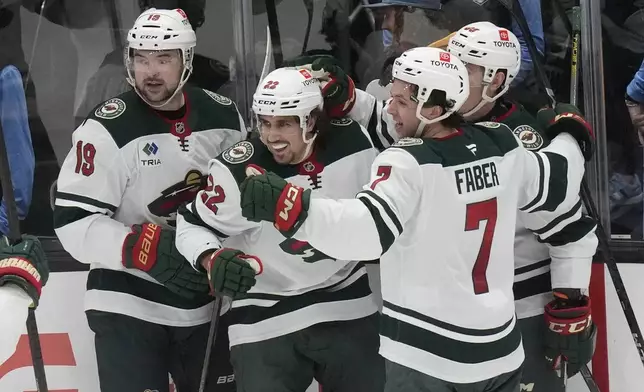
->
[{"left": 1, "top": 5, "right": 598, "bottom": 392}]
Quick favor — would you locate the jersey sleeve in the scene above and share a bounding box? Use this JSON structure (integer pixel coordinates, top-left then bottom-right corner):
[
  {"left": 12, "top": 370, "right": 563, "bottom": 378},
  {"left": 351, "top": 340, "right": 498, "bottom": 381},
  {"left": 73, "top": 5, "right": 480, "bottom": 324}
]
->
[
  {"left": 293, "top": 147, "right": 422, "bottom": 260},
  {"left": 175, "top": 159, "right": 259, "bottom": 269},
  {"left": 516, "top": 133, "right": 598, "bottom": 290},
  {"left": 53, "top": 119, "right": 131, "bottom": 270},
  {"left": 347, "top": 89, "right": 398, "bottom": 150}
]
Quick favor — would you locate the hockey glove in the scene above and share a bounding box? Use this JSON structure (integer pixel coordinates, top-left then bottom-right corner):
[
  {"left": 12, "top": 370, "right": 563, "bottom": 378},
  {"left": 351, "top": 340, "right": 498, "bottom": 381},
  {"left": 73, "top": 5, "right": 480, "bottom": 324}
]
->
[
  {"left": 240, "top": 166, "right": 311, "bottom": 237},
  {"left": 122, "top": 223, "right": 211, "bottom": 301},
  {"left": 284, "top": 54, "right": 356, "bottom": 118},
  {"left": 536, "top": 103, "right": 594, "bottom": 161},
  {"left": 0, "top": 235, "right": 49, "bottom": 307},
  {"left": 200, "top": 248, "right": 262, "bottom": 298},
  {"left": 543, "top": 288, "right": 597, "bottom": 378}
]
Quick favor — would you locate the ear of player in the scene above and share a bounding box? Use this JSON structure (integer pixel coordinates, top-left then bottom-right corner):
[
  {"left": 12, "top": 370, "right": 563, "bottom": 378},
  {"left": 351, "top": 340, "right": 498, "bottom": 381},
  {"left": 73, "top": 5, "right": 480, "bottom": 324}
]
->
[
  {"left": 537, "top": 103, "right": 595, "bottom": 161},
  {"left": 0, "top": 234, "right": 49, "bottom": 307},
  {"left": 283, "top": 54, "right": 357, "bottom": 118},
  {"left": 122, "top": 223, "right": 212, "bottom": 301},
  {"left": 240, "top": 167, "right": 311, "bottom": 238},
  {"left": 543, "top": 288, "right": 597, "bottom": 377},
  {"left": 200, "top": 248, "right": 262, "bottom": 299}
]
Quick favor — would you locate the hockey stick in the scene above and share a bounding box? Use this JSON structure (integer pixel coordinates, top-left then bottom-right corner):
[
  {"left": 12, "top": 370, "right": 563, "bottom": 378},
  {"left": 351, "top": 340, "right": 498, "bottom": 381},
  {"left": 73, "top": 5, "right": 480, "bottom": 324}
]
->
[
  {"left": 0, "top": 116, "right": 48, "bottom": 390},
  {"left": 562, "top": 0, "right": 644, "bottom": 373},
  {"left": 198, "top": 295, "right": 224, "bottom": 392},
  {"left": 265, "top": 0, "right": 284, "bottom": 68},
  {"left": 301, "top": 0, "right": 314, "bottom": 54},
  {"left": 493, "top": 0, "right": 637, "bottom": 387}
]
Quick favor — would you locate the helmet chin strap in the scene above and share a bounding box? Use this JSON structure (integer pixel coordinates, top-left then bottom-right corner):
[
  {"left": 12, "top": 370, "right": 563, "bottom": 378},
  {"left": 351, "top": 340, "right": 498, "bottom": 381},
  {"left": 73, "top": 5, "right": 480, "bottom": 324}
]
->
[
  {"left": 463, "top": 83, "right": 507, "bottom": 119},
  {"left": 293, "top": 116, "right": 317, "bottom": 164}
]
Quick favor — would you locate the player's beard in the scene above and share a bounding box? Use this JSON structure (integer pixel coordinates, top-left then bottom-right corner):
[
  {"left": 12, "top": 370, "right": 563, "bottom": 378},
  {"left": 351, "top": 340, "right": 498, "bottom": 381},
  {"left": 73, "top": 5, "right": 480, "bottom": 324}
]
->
[{"left": 137, "top": 79, "right": 177, "bottom": 104}]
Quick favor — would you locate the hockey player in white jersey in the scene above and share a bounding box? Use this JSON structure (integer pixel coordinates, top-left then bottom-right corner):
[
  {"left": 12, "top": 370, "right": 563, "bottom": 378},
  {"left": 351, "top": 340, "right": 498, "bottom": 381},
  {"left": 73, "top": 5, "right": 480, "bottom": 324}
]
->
[
  {"left": 175, "top": 67, "right": 385, "bottom": 392},
  {"left": 444, "top": 22, "right": 598, "bottom": 390},
  {"left": 0, "top": 235, "right": 48, "bottom": 364},
  {"left": 293, "top": 21, "right": 598, "bottom": 390},
  {"left": 238, "top": 47, "right": 594, "bottom": 392},
  {"left": 53, "top": 8, "right": 258, "bottom": 392}
]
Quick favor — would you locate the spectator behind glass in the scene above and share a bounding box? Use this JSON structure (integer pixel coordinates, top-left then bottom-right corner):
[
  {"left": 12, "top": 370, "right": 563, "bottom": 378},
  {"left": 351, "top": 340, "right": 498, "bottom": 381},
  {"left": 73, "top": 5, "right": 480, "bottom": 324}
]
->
[{"left": 0, "top": 65, "right": 34, "bottom": 236}]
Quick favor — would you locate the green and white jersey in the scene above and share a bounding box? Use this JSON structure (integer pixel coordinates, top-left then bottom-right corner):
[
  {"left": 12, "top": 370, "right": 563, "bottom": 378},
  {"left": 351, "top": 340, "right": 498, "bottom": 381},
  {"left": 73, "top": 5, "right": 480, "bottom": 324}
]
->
[
  {"left": 54, "top": 87, "right": 246, "bottom": 327},
  {"left": 175, "top": 118, "right": 381, "bottom": 346},
  {"left": 289, "top": 122, "right": 587, "bottom": 383},
  {"left": 349, "top": 91, "right": 597, "bottom": 320}
]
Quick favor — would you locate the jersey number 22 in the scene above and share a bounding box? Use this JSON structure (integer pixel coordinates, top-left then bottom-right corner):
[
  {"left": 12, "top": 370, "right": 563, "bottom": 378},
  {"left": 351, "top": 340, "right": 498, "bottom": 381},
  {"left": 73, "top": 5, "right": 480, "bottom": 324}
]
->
[{"left": 465, "top": 198, "right": 498, "bottom": 295}]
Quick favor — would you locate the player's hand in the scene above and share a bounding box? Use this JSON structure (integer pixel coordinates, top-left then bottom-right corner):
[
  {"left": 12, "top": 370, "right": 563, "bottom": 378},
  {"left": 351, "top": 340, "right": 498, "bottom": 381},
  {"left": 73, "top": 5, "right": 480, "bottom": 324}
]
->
[
  {"left": 0, "top": 235, "right": 49, "bottom": 307},
  {"left": 537, "top": 103, "right": 594, "bottom": 161},
  {"left": 240, "top": 165, "right": 311, "bottom": 237},
  {"left": 122, "top": 223, "right": 211, "bottom": 301},
  {"left": 200, "top": 248, "right": 262, "bottom": 298},
  {"left": 543, "top": 288, "right": 597, "bottom": 378},
  {"left": 284, "top": 54, "right": 356, "bottom": 118}
]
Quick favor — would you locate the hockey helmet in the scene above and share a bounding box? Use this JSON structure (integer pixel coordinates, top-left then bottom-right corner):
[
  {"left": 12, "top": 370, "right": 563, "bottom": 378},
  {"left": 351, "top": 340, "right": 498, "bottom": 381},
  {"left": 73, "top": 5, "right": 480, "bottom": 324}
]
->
[
  {"left": 447, "top": 21, "right": 521, "bottom": 115},
  {"left": 392, "top": 47, "right": 469, "bottom": 133},
  {"left": 252, "top": 68, "right": 324, "bottom": 143},
  {"left": 125, "top": 8, "right": 196, "bottom": 107}
]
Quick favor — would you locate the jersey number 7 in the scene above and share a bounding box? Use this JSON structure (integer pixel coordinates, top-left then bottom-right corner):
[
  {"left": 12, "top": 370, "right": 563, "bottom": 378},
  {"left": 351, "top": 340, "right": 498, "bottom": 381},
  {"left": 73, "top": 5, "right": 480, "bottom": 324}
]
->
[{"left": 464, "top": 198, "right": 498, "bottom": 295}]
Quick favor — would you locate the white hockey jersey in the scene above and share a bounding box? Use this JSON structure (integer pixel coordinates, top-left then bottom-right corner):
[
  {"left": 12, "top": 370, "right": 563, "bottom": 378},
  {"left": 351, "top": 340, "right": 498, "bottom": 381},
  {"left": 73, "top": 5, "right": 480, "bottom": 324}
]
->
[
  {"left": 54, "top": 87, "right": 246, "bottom": 326},
  {"left": 175, "top": 119, "right": 381, "bottom": 347},
  {"left": 289, "top": 122, "right": 588, "bottom": 383},
  {"left": 348, "top": 91, "right": 597, "bottom": 319}
]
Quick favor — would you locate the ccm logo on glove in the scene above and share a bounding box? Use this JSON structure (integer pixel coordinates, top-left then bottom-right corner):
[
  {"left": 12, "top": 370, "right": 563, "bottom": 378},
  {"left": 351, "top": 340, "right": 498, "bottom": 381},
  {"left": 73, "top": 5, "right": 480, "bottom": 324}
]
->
[
  {"left": 0, "top": 257, "right": 42, "bottom": 294},
  {"left": 276, "top": 184, "right": 304, "bottom": 231},
  {"left": 553, "top": 112, "right": 594, "bottom": 138},
  {"left": 133, "top": 223, "right": 162, "bottom": 271},
  {"left": 547, "top": 313, "right": 593, "bottom": 335}
]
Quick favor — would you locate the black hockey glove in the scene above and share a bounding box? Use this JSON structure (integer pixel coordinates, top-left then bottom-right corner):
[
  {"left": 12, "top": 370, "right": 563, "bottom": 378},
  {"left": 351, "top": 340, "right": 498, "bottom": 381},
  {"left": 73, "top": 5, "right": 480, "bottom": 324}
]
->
[
  {"left": 0, "top": 235, "right": 49, "bottom": 307},
  {"left": 536, "top": 103, "right": 594, "bottom": 161},
  {"left": 122, "top": 223, "right": 211, "bottom": 301},
  {"left": 283, "top": 54, "right": 356, "bottom": 118},
  {"left": 240, "top": 165, "right": 311, "bottom": 238},
  {"left": 543, "top": 288, "right": 597, "bottom": 378},
  {"left": 199, "top": 248, "right": 262, "bottom": 298}
]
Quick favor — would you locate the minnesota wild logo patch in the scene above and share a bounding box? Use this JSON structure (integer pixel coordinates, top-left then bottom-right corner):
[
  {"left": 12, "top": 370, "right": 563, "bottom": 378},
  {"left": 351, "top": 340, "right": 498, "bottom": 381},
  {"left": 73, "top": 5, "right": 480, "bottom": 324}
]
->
[{"left": 95, "top": 98, "right": 126, "bottom": 119}]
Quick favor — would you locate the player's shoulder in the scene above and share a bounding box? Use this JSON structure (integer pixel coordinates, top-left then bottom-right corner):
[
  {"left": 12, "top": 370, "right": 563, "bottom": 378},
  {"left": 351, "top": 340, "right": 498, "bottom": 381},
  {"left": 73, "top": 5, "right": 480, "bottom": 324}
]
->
[
  {"left": 320, "top": 117, "right": 377, "bottom": 156},
  {"left": 213, "top": 137, "right": 279, "bottom": 185},
  {"left": 83, "top": 89, "right": 146, "bottom": 148},
  {"left": 470, "top": 121, "right": 521, "bottom": 155},
  {"left": 185, "top": 86, "right": 243, "bottom": 132},
  {"left": 501, "top": 101, "right": 548, "bottom": 151},
  {"left": 386, "top": 137, "right": 441, "bottom": 166}
]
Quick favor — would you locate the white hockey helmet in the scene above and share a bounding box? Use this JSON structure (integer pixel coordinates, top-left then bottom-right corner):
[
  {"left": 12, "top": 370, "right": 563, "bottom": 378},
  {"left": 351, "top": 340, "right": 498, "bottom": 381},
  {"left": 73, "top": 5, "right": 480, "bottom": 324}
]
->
[
  {"left": 253, "top": 67, "right": 324, "bottom": 144},
  {"left": 447, "top": 21, "right": 521, "bottom": 116},
  {"left": 392, "top": 47, "right": 469, "bottom": 135},
  {"left": 125, "top": 8, "right": 196, "bottom": 107}
]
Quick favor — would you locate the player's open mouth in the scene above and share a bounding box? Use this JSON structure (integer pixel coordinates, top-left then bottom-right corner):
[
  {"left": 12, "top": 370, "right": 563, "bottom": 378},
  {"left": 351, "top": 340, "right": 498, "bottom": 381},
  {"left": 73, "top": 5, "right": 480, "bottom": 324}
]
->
[{"left": 270, "top": 143, "right": 288, "bottom": 152}]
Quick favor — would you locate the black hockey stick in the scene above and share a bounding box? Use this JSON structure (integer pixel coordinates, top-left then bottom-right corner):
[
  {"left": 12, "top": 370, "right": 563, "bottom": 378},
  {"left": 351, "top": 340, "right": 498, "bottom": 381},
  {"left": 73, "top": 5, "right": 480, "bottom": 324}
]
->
[
  {"left": 0, "top": 119, "right": 48, "bottom": 390},
  {"left": 265, "top": 0, "right": 284, "bottom": 67},
  {"left": 493, "top": 0, "right": 640, "bottom": 386},
  {"left": 301, "top": 0, "right": 314, "bottom": 54},
  {"left": 198, "top": 295, "right": 224, "bottom": 392}
]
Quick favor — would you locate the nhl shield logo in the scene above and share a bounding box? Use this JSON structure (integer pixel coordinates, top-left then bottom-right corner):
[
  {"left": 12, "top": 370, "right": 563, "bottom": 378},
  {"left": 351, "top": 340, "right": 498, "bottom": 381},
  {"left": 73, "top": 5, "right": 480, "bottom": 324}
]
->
[
  {"left": 514, "top": 125, "right": 544, "bottom": 150},
  {"left": 175, "top": 121, "right": 185, "bottom": 135},
  {"left": 222, "top": 141, "right": 254, "bottom": 164},
  {"left": 95, "top": 98, "right": 126, "bottom": 119}
]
